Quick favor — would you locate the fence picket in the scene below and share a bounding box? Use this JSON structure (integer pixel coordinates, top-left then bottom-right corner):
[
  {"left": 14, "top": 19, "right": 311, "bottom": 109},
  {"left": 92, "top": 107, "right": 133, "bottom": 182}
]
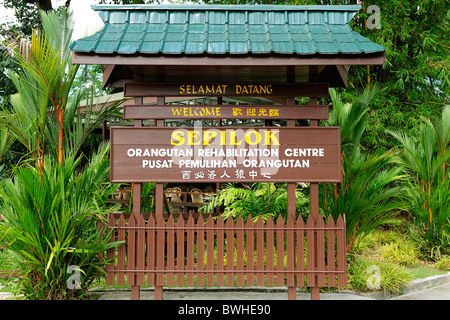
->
[
  {"left": 337, "top": 215, "right": 347, "bottom": 287},
  {"left": 207, "top": 216, "right": 215, "bottom": 286},
  {"left": 296, "top": 216, "right": 305, "bottom": 287},
  {"left": 306, "top": 216, "right": 315, "bottom": 287},
  {"left": 127, "top": 215, "right": 136, "bottom": 286},
  {"left": 286, "top": 217, "right": 295, "bottom": 287},
  {"left": 236, "top": 216, "right": 245, "bottom": 286},
  {"left": 106, "top": 214, "right": 116, "bottom": 285},
  {"left": 326, "top": 215, "right": 336, "bottom": 287},
  {"left": 137, "top": 215, "right": 146, "bottom": 285},
  {"left": 146, "top": 214, "right": 155, "bottom": 286},
  {"left": 256, "top": 216, "right": 265, "bottom": 286},
  {"left": 216, "top": 215, "right": 225, "bottom": 286},
  {"left": 166, "top": 216, "right": 175, "bottom": 286},
  {"left": 155, "top": 215, "right": 165, "bottom": 286},
  {"left": 226, "top": 218, "right": 234, "bottom": 286},
  {"left": 177, "top": 217, "right": 186, "bottom": 286},
  {"left": 266, "top": 216, "right": 275, "bottom": 287},
  {"left": 245, "top": 217, "right": 255, "bottom": 286},
  {"left": 117, "top": 214, "right": 126, "bottom": 285},
  {"left": 197, "top": 215, "right": 205, "bottom": 286},
  {"left": 316, "top": 216, "right": 326, "bottom": 287},
  {"left": 276, "top": 215, "right": 284, "bottom": 286},
  {"left": 186, "top": 215, "right": 195, "bottom": 286}
]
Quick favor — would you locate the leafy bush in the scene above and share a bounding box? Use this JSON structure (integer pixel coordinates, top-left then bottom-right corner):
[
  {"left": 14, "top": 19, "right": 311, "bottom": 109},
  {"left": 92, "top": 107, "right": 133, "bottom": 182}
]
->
[{"left": 0, "top": 145, "right": 120, "bottom": 299}]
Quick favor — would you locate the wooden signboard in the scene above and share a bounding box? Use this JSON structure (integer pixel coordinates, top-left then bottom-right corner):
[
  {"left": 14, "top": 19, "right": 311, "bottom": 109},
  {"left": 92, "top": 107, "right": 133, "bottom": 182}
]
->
[
  {"left": 110, "top": 126, "right": 341, "bottom": 183},
  {"left": 124, "top": 82, "right": 329, "bottom": 97},
  {"left": 124, "top": 105, "right": 329, "bottom": 120}
]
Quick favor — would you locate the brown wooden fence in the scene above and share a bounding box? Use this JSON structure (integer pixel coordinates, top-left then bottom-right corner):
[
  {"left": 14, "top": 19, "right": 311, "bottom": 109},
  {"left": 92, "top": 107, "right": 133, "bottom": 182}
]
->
[{"left": 103, "top": 212, "right": 346, "bottom": 300}]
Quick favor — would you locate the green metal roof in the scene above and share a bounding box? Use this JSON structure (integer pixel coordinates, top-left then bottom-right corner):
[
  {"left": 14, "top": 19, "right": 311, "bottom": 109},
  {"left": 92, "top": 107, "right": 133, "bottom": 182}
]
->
[{"left": 70, "top": 4, "right": 385, "bottom": 56}]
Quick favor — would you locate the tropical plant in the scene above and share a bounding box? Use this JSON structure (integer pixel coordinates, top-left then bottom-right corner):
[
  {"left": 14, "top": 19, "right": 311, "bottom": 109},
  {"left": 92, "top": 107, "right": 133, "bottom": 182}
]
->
[
  {"left": 0, "top": 144, "right": 120, "bottom": 299},
  {"left": 388, "top": 105, "right": 450, "bottom": 258},
  {"left": 324, "top": 85, "right": 407, "bottom": 253},
  {"left": 201, "top": 182, "right": 309, "bottom": 222},
  {"left": 0, "top": 8, "right": 121, "bottom": 171}
]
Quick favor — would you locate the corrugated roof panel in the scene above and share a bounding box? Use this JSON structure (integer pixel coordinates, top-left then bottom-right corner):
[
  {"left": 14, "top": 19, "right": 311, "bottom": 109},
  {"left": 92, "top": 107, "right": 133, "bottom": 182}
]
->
[
  {"left": 228, "top": 11, "right": 246, "bottom": 24},
  {"left": 189, "top": 11, "right": 206, "bottom": 24},
  {"left": 267, "top": 11, "right": 286, "bottom": 24},
  {"left": 248, "top": 11, "right": 265, "bottom": 24},
  {"left": 208, "top": 11, "right": 227, "bottom": 24},
  {"left": 287, "top": 11, "right": 307, "bottom": 24},
  {"left": 130, "top": 11, "right": 147, "bottom": 23},
  {"left": 70, "top": 4, "right": 385, "bottom": 56},
  {"left": 249, "top": 41, "right": 271, "bottom": 53},
  {"left": 140, "top": 41, "right": 161, "bottom": 53},
  {"left": 95, "top": 41, "right": 120, "bottom": 53}
]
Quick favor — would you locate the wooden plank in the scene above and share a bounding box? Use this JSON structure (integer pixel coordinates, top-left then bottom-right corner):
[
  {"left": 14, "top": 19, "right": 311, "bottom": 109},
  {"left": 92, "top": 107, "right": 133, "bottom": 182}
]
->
[
  {"left": 256, "top": 216, "right": 265, "bottom": 286},
  {"left": 286, "top": 217, "right": 295, "bottom": 287},
  {"left": 226, "top": 218, "right": 234, "bottom": 286},
  {"left": 146, "top": 214, "right": 155, "bottom": 286},
  {"left": 316, "top": 216, "right": 326, "bottom": 287},
  {"left": 124, "top": 104, "right": 329, "bottom": 120},
  {"left": 136, "top": 215, "right": 145, "bottom": 286},
  {"left": 296, "top": 216, "right": 305, "bottom": 287},
  {"left": 117, "top": 215, "right": 126, "bottom": 286},
  {"left": 236, "top": 216, "right": 245, "bottom": 286},
  {"left": 186, "top": 215, "right": 195, "bottom": 286},
  {"left": 266, "top": 216, "right": 275, "bottom": 287},
  {"left": 306, "top": 215, "right": 315, "bottom": 287},
  {"left": 276, "top": 215, "right": 285, "bottom": 286},
  {"left": 106, "top": 214, "right": 116, "bottom": 286},
  {"left": 166, "top": 215, "right": 175, "bottom": 286},
  {"left": 155, "top": 215, "right": 165, "bottom": 287},
  {"left": 127, "top": 215, "right": 136, "bottom": 286},
  {"left": 197, "top": 215, "right": 205, "bottom": 287},
  {"left": 337, "top": 215, "right": 347, "bottom": 287},
  {"left": 245, "top": 217, "right": 255, "bottom": 286},
  {"left": 177, "top": 216, "right": 185, "bottom": 286},
  {"left": 206, "top": 216, "right": 215, "bottom": 286},
  {"left": 327, "top": 215, "right": 336, "bottom": 288},
  {"left": 216, "top": 215, "right": 225, "bottom": 286},
  {"left": 125, "top": 82, "right": 329, "bottom": 98}
]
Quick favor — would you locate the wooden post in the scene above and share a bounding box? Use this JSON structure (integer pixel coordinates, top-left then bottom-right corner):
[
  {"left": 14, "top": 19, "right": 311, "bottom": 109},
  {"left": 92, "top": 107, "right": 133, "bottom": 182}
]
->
[
  {"left": 131, "top": 95, "right": 143, "bottom": 300},
  {"left": 154, "top": 96, "right": 165, "bottom": 300},
  {"left": 309, "top": 96, "right": 320, "bottom": 300},
  {"left": 286, "top": 96, "right": 297, "bottom": 300}
]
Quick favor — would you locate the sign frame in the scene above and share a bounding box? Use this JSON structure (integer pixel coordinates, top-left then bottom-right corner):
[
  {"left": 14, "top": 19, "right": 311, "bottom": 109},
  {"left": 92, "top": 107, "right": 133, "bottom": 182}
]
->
[
  {"left": 123, "top": 104, "right": 329, "bottom": 120},
  {"left": 110, "top": 126, "right": 341, "bottom": 184}
]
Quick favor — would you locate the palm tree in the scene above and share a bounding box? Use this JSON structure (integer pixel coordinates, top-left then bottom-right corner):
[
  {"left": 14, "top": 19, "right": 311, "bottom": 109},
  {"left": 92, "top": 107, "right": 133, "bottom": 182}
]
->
[
  {"left": 388, "top": 105, "right": 450, "bottom": 257},
  {"left": 325, "top": 85, "right": 407, "bottom": 253}
]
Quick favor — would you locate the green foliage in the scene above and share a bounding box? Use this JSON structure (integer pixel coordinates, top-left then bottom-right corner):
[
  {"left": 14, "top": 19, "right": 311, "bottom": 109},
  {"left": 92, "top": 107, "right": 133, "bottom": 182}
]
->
[
  {"left": 324, "top": 85, "right": 407, "bottom": 252},
  {"left": 201, "top": 182, "right": 309, "bottom": 222},
  {"left": 0, "top": 144, "right": 120, "bottom": 299},
  {"left": 347, "top": 257, "right": 413, "bottom": 294},
  {"left": 388, "top": 106, "right": 450, "bottom": 258}
]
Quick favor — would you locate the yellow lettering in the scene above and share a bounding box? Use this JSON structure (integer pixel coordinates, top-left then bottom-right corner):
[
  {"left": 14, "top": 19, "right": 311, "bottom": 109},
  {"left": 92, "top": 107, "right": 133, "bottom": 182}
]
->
[
  {"left": 264, "top": 130, "right": 280, "bottom": 145},
  {"left": 216, "top": 107, "right": 221, "bottom": 116},
  {"left": 267, "top": 85, "right": 272, "bottom": 94},
  {"left": 204, "top": 131, "right": 218, "bottom": 146},
  {"left": 235, "top": 85, "right": 242, "bottom": 94},
  {"left": 229, "top": 130, "right": 242, "bottom": 145},
  {"left": 171, "top": 130, "right": 185, "bottom": 146},
  {"left": 188, "top": 131, "right": 201, "bottom": 145},
  {"left": 172, "top": 108, "right": 182, "bottom": 116},
  {"left": 244, "top": 130, "right": 261, "bottom": 145},
  {"left": 179, "top": 85, "right": 185, "bottom": 94},
  {"left": 198, "top": 86, "right": 204, "bottom": 94}
]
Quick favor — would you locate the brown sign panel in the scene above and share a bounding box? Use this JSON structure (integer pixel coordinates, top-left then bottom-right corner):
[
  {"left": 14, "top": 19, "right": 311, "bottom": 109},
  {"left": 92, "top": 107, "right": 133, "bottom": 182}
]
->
[
  {"left": 110, "top": 127, "right": 341, "bottom": 183},
  {"left": 124, "top": 105, "right": 329, "bottom": 120},
  {"left": 124, "top": 82, "right": 329, "bottom": 97}
]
